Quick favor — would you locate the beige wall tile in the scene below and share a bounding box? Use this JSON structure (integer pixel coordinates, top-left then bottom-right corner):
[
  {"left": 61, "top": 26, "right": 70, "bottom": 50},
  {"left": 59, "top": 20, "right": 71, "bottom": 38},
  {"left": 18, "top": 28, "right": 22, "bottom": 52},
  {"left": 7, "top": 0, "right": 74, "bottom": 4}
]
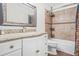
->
[
  {"left": 53, "top": 7, "right": 77, "bottom": 23},
  {"left": 52, "top": 23, "right": 76, "bottom": 41}
]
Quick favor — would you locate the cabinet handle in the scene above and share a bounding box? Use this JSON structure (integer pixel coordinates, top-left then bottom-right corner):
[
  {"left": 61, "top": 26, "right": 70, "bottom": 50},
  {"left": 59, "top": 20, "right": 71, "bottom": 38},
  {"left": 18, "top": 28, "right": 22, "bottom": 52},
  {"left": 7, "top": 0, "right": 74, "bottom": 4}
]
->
[
  {"left": 45, "top": 52, "right": 48, "bottom": 54},
  {"left": 36, "top": 50, "right": 40, "bottom": 53},
  {"left": 45, "top": 43, "right": 47, "bottom": 45},
  {"left": 10, "top": 45, "right": 14, "bottom": 49}
]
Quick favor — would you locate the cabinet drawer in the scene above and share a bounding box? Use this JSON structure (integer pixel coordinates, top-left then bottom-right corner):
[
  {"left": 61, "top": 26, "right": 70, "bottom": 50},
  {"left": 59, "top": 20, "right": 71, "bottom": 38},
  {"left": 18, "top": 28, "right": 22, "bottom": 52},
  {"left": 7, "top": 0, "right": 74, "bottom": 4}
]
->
[
  {"left": 0, "top": 40, "right": 21, "bottom": 55},
  {"left": 4, "top": 49, "right": 21, "bottom": 56}
]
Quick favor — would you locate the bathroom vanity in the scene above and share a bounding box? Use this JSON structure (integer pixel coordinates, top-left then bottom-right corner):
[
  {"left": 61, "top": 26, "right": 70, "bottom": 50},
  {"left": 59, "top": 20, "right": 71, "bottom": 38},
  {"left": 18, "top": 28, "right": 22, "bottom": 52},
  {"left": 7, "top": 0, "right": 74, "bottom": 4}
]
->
[
  {"left": 0, "top": 3, "right": 45, "bottom": 56},
  {"left": 0, "top": 32, "right": 48, "bottom": 56}
]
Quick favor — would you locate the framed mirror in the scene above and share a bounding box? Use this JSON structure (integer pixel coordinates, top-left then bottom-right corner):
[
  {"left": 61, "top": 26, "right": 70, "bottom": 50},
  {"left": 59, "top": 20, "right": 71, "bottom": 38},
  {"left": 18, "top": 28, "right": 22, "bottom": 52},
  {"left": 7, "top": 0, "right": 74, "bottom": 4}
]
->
[{"left": 0, "top": 3, "right": 37, "bottom": 27}]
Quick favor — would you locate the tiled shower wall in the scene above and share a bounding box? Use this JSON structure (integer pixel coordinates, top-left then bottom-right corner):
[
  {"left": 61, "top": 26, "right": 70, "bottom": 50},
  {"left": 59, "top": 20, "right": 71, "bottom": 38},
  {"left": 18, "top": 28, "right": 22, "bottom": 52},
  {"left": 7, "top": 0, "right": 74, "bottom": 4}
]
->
[{"left": 52, "top": 5, "right": 77, "bottom": 41}]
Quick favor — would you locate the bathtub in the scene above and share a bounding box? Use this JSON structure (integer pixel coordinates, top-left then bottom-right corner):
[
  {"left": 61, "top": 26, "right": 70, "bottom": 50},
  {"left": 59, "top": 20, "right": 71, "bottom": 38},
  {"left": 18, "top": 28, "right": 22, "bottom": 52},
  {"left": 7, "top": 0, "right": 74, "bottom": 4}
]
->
[{"left": 48, "top": 39, "right": 75, "bottom": 55}]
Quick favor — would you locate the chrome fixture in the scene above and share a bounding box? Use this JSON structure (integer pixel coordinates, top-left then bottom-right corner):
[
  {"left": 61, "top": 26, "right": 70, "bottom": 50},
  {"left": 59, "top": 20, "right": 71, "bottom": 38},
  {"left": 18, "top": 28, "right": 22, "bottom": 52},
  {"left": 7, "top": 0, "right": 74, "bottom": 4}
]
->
[{"left": 49, "top": 7, "right": 55, "bottom": 17}]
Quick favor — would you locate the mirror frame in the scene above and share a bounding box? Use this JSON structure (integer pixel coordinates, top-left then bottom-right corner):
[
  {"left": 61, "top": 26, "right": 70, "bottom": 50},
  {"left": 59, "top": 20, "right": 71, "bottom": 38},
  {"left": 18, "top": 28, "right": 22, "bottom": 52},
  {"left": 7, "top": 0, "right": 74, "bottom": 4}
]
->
[{"left": 3, "top": 3, "right": 37, "bottom": 27}]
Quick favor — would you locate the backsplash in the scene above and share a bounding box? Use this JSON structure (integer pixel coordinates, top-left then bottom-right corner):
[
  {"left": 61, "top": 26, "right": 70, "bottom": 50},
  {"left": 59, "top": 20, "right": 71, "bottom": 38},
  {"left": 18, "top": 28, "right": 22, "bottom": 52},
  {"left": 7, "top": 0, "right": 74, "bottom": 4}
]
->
[
  {"left": 0, "top": 27, "right": 36, "bottom": 35},
  {"left": 22, "top": 27, "right": 36, "bottom": 32}
]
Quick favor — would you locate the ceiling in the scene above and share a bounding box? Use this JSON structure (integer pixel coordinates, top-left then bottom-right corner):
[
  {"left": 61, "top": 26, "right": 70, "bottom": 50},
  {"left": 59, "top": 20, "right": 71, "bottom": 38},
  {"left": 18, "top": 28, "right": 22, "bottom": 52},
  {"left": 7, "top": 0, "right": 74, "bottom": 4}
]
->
[
  {"left": 43, "top": 3, "right": 73, "bottom": 10},
  {"left": 31, "top": 3, "right": 73, "bottom": 10}
]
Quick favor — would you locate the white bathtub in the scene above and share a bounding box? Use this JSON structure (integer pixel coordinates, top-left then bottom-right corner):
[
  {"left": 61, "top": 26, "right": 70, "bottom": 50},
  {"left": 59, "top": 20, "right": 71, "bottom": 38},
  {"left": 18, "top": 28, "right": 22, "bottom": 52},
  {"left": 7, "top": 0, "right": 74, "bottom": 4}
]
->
[{"left": 48, "top": 39, "right": 75, "bottom": 55}]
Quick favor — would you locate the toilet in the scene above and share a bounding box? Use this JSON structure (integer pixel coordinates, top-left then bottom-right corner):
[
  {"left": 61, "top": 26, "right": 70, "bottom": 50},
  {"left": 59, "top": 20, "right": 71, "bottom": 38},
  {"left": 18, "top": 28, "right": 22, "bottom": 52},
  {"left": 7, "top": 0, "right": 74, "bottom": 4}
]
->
[{"left": 48, "top": 39, "right": 57, "bottom": 55}]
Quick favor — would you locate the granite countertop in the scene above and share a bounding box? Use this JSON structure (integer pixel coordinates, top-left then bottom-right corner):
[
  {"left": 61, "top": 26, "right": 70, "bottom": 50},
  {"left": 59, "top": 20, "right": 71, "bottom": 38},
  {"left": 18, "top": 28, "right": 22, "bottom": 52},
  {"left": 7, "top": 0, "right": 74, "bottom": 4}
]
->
[{"left": 0, "top": 32, "right": 46, "bottom": 43}]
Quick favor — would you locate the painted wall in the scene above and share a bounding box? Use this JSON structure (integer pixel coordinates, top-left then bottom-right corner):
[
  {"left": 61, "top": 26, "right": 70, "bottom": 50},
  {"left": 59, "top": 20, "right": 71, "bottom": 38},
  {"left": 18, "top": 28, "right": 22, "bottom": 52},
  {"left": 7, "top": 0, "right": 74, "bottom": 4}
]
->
[{"left": 32, "top": 3, "right": 46, "bottom": 32}]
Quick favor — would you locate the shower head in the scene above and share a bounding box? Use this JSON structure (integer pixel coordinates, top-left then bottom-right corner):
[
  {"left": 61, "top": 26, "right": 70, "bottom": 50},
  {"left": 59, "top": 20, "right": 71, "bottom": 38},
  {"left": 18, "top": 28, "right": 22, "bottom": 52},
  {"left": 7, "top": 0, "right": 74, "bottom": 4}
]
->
[{"left": 49, "top": 7, "right": 55, "bottom": 17}]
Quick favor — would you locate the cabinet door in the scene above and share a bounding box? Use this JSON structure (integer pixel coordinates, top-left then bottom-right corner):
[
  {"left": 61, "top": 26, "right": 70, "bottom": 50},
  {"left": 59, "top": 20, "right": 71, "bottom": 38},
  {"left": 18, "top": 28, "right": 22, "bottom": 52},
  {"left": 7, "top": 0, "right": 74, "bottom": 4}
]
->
[
  {"left": 0, "top": 40, "right": 21, "bottom": 56},
  {"left": 23, "top": 34, "right": 48, "bottom": 56},
  {"left": 4, "top": 49, "right": 21, "bottom": 56},
  {"left": 35, "top": 35, "right": 48, "bottom": 56},
  {"left": 23, "top": 37, "right": 37, "bottom": 56}
]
